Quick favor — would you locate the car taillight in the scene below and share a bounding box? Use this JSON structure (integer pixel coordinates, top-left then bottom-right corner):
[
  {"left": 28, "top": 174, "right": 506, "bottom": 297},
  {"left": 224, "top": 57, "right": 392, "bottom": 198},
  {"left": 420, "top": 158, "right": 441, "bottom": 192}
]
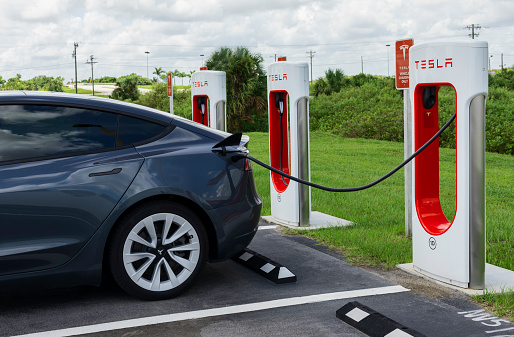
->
[{"left": 244, "top": 158, "right": 253, "bottom": 171}]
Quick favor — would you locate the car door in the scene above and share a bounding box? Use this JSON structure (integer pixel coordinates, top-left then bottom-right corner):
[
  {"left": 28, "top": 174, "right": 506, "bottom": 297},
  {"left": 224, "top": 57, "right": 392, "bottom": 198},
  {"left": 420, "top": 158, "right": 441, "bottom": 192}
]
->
[{"left": 0, "top": 104, "right": 144, "bottom": 275}]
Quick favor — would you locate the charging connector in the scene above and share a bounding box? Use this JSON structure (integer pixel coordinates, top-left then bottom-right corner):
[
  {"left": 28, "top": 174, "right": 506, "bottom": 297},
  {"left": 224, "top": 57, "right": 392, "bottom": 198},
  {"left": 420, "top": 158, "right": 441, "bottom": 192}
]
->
[{"left": 197, "top": 97, "right": 207, "bottom": 125}]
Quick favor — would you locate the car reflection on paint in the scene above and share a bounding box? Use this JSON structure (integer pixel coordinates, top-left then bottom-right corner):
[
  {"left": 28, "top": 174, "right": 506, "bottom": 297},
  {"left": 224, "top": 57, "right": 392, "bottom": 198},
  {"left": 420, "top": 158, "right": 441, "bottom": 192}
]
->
[{"left": 0, "top": 91, "right": 262, "bottom": 300}]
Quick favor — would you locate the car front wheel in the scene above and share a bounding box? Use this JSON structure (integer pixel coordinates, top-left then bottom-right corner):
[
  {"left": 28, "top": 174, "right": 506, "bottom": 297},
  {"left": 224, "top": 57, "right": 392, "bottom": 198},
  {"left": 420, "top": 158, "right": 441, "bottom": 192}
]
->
[{"left": 109, "top": 201, "right": 208, "bottom": 300}]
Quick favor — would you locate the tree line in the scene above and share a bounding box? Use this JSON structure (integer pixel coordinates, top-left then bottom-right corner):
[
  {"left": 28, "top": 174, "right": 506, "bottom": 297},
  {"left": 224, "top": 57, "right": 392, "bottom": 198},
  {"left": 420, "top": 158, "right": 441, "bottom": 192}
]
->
[{"left": 1, "top": 47, "right": 511, "bottom": 155}]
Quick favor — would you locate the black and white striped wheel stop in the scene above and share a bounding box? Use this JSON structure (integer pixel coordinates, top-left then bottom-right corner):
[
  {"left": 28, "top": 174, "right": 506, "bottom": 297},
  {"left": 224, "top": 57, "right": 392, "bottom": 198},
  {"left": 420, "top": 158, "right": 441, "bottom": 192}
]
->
[
  {"left": 337, "top": 301, "right": 426, "bottom": 337},
  {"left": 232, "top": 248, "right": 296, "bottom": 284}
]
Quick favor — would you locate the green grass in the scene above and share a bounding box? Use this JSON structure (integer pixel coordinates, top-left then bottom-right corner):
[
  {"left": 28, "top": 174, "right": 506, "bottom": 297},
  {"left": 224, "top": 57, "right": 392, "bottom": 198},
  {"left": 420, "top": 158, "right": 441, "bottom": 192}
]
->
[
  {"left": 63, "top": 88, "right": 95, "bottom": 94},
  {"left": 247, "top": 131, "right": 514, "bottom": 271},
  {"left": 138, "top": 85, "right": 153, "bottom": 89},
  {"left": 248, "top": 131, "right": 513, "bottom": 320},
  {"left": 472, "top": 289, "right": 514, "bottom": 321}
]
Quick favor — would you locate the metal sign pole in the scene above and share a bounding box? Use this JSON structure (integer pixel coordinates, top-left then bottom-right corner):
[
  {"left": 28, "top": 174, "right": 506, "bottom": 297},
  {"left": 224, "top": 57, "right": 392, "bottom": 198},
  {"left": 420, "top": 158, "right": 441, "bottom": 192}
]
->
[
  {"left": 403, "top": 89, "right": 412, "bottom": 235},
  {"left": 395, "top": 38, "right": 414, "bottom": 236},
  {"left": 167, "top": 73, "right": 174, "bottom": 115}
]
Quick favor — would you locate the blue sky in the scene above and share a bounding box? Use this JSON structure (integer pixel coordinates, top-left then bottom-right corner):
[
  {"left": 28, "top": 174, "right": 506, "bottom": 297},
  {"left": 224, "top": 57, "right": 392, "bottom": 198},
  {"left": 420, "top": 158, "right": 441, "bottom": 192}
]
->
[{"left": 0, "top": 0, "right": 512, "bottom": 83}]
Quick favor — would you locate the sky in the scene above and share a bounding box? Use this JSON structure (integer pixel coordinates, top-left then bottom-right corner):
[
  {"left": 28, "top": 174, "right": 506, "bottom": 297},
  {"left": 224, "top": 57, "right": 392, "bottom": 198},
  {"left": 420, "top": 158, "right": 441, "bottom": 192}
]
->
[{"left": 0, "top": 0, "right": 512, "bottom": 84}]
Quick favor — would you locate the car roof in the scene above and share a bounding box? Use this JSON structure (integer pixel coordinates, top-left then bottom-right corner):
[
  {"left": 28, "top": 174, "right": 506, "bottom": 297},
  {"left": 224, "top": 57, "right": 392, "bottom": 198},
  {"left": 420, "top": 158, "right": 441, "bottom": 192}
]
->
[{"left": 0, "top": 91, "right": 174, "bottom": 124}]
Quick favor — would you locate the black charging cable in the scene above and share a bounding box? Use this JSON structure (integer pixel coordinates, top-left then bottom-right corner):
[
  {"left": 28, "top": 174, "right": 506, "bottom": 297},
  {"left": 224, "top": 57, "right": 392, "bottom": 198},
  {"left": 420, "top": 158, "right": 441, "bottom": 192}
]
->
[{"left": 235, "top": 112, "right": 456, "bottom": 192}]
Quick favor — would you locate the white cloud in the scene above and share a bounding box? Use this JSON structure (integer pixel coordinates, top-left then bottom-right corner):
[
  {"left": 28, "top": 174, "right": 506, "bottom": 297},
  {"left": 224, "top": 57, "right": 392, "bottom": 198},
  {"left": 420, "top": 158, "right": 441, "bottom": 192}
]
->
[{"left": 0, "top": 0, "right": 511, "bottom": 82}]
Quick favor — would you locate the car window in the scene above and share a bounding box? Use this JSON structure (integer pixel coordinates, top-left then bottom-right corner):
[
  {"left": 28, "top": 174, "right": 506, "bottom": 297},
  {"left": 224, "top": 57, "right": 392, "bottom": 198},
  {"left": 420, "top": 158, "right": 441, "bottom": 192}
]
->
[
  {"left": 116, "top": 115, "right": 167, "bottom": 146},
  {"left": 0, "top": 105, "right": 117, "bottom": 163}
]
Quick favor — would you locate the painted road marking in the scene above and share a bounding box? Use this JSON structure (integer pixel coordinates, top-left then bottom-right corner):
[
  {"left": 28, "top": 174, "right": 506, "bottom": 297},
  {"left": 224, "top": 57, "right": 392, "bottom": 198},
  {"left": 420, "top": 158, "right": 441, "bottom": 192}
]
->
[
  {"left": 457, "top": 309, "right": 514, "bottom": 335},
  {"left": 14, "top": 285, "right": 409, "bottom": 337},
  {"left": 258, "top": 225, "right": 277, "bottom": 230}
]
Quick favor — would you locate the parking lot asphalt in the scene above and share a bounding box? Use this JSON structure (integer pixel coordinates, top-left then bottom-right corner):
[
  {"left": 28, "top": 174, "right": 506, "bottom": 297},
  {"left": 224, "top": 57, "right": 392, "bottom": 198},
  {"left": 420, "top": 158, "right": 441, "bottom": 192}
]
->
[{"left": 1, "top": 221, "right": 512, "bottom": 337}]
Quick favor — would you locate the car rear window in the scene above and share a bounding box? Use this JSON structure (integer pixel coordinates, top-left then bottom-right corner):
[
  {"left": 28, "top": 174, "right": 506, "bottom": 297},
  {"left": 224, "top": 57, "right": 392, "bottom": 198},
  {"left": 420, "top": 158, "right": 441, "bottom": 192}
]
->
[
  {"left": 0, "top": 105, "right": 167, "bottom": 163},
  {"left": 117, "top": 114, "right": 166, "bottom": 146}
]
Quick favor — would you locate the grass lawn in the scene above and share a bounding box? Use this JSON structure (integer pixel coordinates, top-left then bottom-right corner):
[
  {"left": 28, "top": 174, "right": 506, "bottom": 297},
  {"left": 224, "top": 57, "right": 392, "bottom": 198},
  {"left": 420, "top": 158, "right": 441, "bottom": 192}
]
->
[
  {"left": 247, "top": 131, "right": 513, "bottom": 319},
  {"left": 472, "top": 289, "right": 514, "bottom": 321},
  {"left": 63, "top": 88, "right": 96, "bottom": 95}
]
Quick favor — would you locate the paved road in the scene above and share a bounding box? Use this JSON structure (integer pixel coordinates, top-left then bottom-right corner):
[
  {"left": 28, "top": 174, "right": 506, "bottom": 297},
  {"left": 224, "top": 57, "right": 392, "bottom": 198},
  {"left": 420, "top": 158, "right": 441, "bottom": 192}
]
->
[
  {"left": 68, "top": 83, "right": 151, "bottom": 96},
  {"left": 1, "top": 223, "right": 512, "bottom": 337}
]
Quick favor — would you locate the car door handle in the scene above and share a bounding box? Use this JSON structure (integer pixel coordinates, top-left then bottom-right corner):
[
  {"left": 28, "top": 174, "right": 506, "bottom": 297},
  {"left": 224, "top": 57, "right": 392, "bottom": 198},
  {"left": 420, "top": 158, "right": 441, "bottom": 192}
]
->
[{"left": 89, "top": 168, "right": 122, "bottom": 177}]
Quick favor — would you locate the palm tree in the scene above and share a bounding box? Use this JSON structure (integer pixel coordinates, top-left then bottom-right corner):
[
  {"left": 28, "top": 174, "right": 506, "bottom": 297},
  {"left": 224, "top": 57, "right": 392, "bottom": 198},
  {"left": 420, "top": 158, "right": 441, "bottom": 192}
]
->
[
  {"left": 188, "top": 70, "right": 195, "bottom": 84},
  {"left": 153, "top": 67, "right": 165, "bottom": 78},
  {"left": 312, "top": 68, "right": 347, "bottom": 96},
  {"left": 205, "top": 47, "right": 266, "bottom": 131}
]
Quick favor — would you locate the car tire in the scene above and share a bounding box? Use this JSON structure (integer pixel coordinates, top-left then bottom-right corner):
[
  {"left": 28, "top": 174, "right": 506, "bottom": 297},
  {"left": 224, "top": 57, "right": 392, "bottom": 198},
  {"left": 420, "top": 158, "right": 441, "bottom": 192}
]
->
[{"left": 108, "top": 201, "right": 208, "bottom": 300}]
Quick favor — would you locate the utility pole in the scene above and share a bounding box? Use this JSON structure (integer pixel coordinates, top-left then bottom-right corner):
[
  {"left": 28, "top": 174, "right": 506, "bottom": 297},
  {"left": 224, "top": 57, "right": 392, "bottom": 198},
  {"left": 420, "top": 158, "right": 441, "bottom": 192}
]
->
[
  {"left": 501, "top": 53, "right": 504, "bottom": 72},
  {"left": 306, "top": 50, "right": 315, "bottom": 84},
  {"left": 72, "top": 42, "right": 78, "bottom": 94},
  {"left": 361, "top": 56, "right": 364, "bottom": 73},
  {"left": 466, "top": 24, "right": 481, "bottom": 39},
  {"left": 86, "top": 55, "right": 97, "bottom": 96}
]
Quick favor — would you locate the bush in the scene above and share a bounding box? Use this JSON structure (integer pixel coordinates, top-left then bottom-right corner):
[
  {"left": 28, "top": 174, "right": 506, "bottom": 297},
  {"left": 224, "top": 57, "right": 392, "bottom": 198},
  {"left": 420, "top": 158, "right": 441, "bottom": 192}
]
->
[
  {"left": 489, "top": 69, "right": 514, "bottom": 91},
  {"left": 110, "top": 74, "right": 140, "bottom": 101},
  {"left": 309, "top": 75, "right": 512, "bottom": 155},
  {"left": 1, "top": 74, "right": 64, "bottom": 92},
  {"left": 136, "top": 83, "right": 192, "bottom": 119},
  {"left": 310, "top": 81, "right": 404, "bottom": 142},
  {"left": 486, "top": 86, "right": 514, "bottom": 154},
  {"left": 97, "top": 76, "right": 117, "bottom": 83}
]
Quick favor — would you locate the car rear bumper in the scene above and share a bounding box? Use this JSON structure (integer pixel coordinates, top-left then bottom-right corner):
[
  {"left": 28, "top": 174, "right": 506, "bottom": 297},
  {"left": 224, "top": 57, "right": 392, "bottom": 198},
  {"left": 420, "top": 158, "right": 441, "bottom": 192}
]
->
[{"left": 209, "top": 171, "right": 262, "bottom": 261}]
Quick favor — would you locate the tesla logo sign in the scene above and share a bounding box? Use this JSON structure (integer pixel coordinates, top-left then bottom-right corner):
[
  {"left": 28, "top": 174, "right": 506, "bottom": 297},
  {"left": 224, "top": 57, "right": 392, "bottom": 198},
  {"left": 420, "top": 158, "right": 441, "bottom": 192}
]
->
[
  {"left": 193, "top": 81, "right": 208, "bottom": 88},
  {"left": 395, "top": 38, "right": 414, "bottom": 90},
  {"left": 399, "top": 45, "right": 410, "bottom": 61},
  {"left": 415, "top": 58, "right": 453, "bottom": 69},
  {"left": 269, "top": 74, "right": 288, "bottom": 81}
]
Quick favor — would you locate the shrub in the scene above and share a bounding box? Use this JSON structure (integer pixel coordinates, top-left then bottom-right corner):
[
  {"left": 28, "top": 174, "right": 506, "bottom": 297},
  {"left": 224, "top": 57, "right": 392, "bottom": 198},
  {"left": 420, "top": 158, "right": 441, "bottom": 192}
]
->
[
  {"left": 110, "top": 74, "right": 140, "bottom": 101},
  {"left": 309, "top": 75, "right": 512, "bottom": 155},
  {"left": 133, "top": 83, "right": 192, "bottom": 119}
]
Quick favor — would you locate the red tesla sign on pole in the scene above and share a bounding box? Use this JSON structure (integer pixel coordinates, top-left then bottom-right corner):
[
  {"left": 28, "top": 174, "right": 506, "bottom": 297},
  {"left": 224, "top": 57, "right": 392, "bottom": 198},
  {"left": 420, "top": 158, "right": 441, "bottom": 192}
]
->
[
  {"left": 395, "top": 38, "right": 414, "bottom": 90},
  {"left": 167, "top": 73, "right": 173, "bottom": 97}
]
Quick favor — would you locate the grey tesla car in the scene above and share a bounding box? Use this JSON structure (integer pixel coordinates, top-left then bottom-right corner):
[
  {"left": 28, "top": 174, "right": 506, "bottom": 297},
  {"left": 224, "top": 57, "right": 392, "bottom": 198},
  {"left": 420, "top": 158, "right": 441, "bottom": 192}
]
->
[{"left": 0, "top": 91, "right": 262, "bottom": 300}]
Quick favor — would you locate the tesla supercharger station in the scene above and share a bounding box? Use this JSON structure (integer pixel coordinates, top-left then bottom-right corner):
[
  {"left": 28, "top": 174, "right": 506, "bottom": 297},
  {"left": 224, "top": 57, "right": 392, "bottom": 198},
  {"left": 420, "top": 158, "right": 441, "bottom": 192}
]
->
[
  {"left": 268, "top": 61, "right": 311, "bottom": 227},
  {"left": 409, "top": 41, "right": 488, "bottom": 289},
  {"left": 191, "top": 69, "right": 227, "bottom": 131}
]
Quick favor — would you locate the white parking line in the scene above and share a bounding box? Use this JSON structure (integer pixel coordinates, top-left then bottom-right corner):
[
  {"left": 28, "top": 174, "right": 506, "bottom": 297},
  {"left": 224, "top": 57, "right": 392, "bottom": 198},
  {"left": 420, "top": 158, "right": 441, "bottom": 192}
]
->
[
  {"left": 14, "top": 285, "right": 408, "bottom": 337},
  {"left": 258, "top": 225, "right": 277, "bottom": 230}
]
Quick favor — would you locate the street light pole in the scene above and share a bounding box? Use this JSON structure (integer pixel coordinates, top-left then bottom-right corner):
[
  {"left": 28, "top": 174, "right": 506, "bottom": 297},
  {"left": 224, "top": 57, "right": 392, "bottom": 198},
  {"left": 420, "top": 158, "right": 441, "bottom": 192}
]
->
[
  {"left": 145, "top": 51, "right": 150, "bottom": 78},
  {"left": 386, "top": 44, "right": 391, "bottom": 77}
]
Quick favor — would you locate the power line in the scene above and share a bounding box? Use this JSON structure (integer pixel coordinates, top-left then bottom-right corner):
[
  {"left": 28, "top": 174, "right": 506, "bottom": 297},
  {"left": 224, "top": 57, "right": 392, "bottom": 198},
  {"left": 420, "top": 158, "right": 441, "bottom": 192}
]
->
[{"left": 0, "top": 62, "right": 74, "bottom": 73}]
